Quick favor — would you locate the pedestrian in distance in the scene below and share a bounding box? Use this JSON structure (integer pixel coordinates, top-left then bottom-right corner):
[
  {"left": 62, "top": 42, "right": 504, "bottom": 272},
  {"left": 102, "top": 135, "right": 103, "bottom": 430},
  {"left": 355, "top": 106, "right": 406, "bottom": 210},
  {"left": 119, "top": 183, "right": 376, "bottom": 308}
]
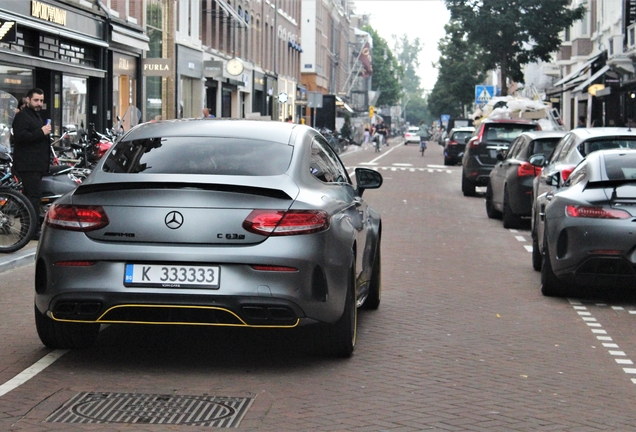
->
[
  {"left": 202, "top": 107, "right": 215, "bottom": 118},
  {"left": 11, "top": 88, "right": 52, "bottom": 239}
]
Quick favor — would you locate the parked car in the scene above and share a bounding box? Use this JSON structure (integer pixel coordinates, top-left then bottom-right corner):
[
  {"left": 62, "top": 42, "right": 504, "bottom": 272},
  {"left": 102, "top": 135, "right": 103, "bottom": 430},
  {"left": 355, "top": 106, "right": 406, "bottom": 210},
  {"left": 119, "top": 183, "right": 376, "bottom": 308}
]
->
[
  {"left": 531, "top": 127, "right": 636, "bottom": 271},
  {"left": 34, "top": 119, "right": 384, "bottom": 358},
  {"left": 536, "top": 149, "right": 636, "bottom": 297},
  {"left": 444, "top": 126, "right": 475, "bottom": 166},
  {"left": 461, "top": 119, "right": 541, "bottom": 196},
  {"left": 404, "top": 126, "right": 421, "bottom": 144},
  {"left": 486, "top": 130, "right": 565, "bottom": 228}
]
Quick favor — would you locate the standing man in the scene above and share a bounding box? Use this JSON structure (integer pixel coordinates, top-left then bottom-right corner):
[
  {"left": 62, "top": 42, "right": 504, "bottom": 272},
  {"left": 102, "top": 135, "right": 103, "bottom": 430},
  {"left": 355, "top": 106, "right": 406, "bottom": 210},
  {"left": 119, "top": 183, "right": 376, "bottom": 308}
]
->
[{"left": 12, "top": 88, "right": 51, "bottom": 231}]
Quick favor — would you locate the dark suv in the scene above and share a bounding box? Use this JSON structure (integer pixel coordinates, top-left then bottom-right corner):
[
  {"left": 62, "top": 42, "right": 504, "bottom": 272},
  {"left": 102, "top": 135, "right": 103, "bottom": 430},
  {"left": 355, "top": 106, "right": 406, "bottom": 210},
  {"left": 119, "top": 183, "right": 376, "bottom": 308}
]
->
[{"left": 461, "top": 119, "right": 540, "bottom": 196}]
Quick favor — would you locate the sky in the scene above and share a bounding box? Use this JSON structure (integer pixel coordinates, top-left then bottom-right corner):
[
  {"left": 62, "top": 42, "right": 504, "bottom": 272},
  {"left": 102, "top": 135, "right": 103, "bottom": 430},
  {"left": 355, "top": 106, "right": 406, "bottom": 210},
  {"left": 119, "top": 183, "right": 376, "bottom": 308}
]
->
[{"left": 352, "top": 0, "right": 451, "bottom": 92}]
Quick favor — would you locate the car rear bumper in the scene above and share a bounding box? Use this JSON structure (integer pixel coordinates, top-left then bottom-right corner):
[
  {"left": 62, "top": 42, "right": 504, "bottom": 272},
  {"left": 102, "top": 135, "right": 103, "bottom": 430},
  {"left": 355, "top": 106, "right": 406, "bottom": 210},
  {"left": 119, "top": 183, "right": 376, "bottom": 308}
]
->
[
  {"left": 35, "top": 228, "right": 356, "bottom": 327},
  {"left": 547, "top": 221, "right": 636, "bottom": 288}
]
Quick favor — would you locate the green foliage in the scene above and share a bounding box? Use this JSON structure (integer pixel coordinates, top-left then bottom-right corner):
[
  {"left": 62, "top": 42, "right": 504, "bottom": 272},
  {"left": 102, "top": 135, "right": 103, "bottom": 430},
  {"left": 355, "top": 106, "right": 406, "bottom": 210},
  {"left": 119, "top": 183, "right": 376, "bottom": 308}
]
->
[
  {"left": 428, "top": 21, "right": 485, "bottom": 118},
  {"left": 444, "top": 0, "right": 586, "bottom": 95},
  {"left": 362, "top": 26, "right": 403, "bottom": 106}
]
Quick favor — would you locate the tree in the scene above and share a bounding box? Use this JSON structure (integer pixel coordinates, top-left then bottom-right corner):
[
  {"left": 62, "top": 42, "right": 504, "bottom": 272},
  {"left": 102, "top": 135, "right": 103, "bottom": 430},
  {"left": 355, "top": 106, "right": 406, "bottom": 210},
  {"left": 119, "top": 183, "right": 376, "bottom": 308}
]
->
[
  {"left": 362, "top": 26, "right": 403, "bottom": 106},
  {"left": 428, "top": 21, "right": 486, "bottom": 119},
  {"left": 445, "top": 0, "right": 585, "bottom": 95}
]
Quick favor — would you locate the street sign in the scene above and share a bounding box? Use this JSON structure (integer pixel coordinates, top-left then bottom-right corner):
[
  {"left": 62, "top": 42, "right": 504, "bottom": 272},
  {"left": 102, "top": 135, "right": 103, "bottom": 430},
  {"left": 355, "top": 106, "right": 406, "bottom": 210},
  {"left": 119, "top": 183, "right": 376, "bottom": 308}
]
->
[
  {"left": 307, "top": 92, "right": 323, "bottom": 108},
  {"left": 475, "top": 85, "right": 496, "bottom": 104},
  {"left": 440, "top": 114, "right": 450, "bottom": 126}
]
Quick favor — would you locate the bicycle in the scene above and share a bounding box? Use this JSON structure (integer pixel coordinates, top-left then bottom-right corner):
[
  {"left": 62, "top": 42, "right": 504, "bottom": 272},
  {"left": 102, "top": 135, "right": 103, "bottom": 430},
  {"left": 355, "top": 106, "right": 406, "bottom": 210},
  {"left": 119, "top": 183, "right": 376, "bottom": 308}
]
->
[
  {"left": 0, "top": 187, "right": 37, "bottom": 253},
  {"left": 420, "top": 138, "right": 427, "bottom": 156}
]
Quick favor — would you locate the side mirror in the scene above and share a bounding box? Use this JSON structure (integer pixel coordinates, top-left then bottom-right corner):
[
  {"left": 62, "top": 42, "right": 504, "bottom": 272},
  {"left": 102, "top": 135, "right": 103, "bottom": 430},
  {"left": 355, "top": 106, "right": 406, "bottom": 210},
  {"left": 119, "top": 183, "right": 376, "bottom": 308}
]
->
[
  {"left": 355, "top": 167, "right": 383, "bottom": 196},
  {"left": 496, "top": 152, "right": 505, "bottom": 161},
  {"left": 529, "top": 154, "right": 546, "bottom": 167},
  {"left": 546, "top": 172, "right": 560, "bottom": 187}
]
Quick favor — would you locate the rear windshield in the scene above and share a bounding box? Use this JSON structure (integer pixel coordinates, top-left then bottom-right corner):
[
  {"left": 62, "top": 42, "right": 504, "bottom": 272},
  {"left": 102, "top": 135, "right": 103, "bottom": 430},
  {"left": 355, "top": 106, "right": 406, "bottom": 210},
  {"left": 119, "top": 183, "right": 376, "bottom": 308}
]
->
[
  {"left": 452, "top": 131, "right": 472, "bottom": 142},
  {"left": 604, "top": 152, "right": 636, "bottom": 180},
  {"left": 530, "top": 138, "right": 561, "bottom": 158},
  {"left": 582, "top": 138, "right": 636, "bottom": 157},
  {"left": 102, "top": 137, "right": 293, "bottom": 176},
  {"left": 484, "top": 124, "right": 539, "bottom": 142}
]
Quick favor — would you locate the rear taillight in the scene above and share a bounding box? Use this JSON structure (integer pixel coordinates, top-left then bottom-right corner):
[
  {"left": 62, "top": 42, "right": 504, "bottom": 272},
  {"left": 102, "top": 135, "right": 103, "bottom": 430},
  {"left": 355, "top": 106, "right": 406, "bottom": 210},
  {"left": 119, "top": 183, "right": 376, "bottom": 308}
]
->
[
  {"left": 54, "top": 261, "right": 96, "bottom": 266},
  {"left": 561, "top": 166, "right": 575, "bottom": 182},
  {"left": 243, "top": 210, "right": 330, "bottom": 236},
  {"left": 447, "top": 140, "right": 458, "bottom": 146},
  {"left": 566, "top": 205, "right": 630, "bottom": 219},
  {"left": 45, "top": 204, "right": 110, "bottom": 231},
  {"left": 517, "top": 161, "right": 539, "bottom": 177},
  {"left": 251, "top": 265, "right": 298, "bottom": 272}
]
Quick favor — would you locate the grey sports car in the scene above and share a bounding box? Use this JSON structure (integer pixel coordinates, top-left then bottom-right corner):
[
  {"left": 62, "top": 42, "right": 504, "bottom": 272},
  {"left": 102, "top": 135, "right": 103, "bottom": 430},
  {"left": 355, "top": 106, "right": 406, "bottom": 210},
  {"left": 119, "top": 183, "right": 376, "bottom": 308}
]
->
[
  {"left": 538, "top": 149, "right": 636, "bottom": 297},
  {"left": 34, "top": 119, "right": 383, "bottom": 357}
]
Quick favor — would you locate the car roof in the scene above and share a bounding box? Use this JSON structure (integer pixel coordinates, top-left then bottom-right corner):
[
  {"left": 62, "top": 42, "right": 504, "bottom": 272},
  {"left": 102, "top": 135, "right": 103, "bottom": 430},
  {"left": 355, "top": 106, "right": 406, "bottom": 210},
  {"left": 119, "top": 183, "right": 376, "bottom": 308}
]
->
[
  {"left": 567, "top": 127, "right": 636, "bottom": 140},
  {"left": 121, "top": 118, "right": 304, "bottom": 144},
  {"left": 516, "top": 130, "right": 567, "bottom": 140},
  {"left": 481, "top": 118, "right": 537, "bottom": 125},
  {"left": 450, "top": 127, "right": 475, "bottom": 133},
  {"left": 407, "top": 126, "right": 419, "bottom": 130}
]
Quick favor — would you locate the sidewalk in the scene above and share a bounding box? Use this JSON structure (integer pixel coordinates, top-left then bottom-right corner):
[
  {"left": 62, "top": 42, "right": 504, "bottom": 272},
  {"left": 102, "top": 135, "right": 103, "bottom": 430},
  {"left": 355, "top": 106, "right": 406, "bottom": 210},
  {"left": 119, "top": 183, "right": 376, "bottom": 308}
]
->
[{"left": 0, "top": 242, "right": 37, "bottom": 273}]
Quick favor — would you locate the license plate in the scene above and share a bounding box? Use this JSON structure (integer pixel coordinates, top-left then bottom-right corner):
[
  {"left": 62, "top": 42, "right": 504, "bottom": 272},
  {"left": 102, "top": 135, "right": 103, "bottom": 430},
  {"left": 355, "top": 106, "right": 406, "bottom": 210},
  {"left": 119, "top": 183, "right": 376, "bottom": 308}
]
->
[
  {"left": 489, "top": 149, "right": 497, "bottom": 158},
  {"left": 124, "top": 264, "right": 220, "bottom": 289}
]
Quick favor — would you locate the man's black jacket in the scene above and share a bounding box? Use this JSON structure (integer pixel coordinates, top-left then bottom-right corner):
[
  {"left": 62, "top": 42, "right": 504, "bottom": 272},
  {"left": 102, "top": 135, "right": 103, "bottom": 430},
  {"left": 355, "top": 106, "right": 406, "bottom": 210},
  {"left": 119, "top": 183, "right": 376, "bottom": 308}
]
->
[{"left": 12, "top": 107, "right": 49, "bottom": 172}]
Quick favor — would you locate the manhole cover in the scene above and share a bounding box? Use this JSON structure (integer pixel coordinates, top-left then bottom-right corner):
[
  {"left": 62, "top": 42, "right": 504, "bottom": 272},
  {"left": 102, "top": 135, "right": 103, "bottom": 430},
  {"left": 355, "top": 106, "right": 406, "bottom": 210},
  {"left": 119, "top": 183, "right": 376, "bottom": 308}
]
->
[{"left": 46, "top": 392, "right": 253, "bottom": 427}]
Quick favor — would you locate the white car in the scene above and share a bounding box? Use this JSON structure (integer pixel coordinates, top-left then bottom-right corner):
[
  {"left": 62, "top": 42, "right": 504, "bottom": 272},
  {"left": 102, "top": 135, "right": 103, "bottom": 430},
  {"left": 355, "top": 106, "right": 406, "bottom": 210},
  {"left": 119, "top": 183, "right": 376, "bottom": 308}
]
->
[{"left": 404, "top": 126, "right": 421, "bottom": 144}]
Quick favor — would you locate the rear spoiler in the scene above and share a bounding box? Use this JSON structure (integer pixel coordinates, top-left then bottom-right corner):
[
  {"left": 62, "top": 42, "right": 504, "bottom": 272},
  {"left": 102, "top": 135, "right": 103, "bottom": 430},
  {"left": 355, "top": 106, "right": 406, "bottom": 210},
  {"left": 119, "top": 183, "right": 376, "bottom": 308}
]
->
[
  {"left": 584, "top": 179, "right": 636, "bottom": 200},
  {"left": 74, "top": 181, "right": 293, "bottom": 200}
]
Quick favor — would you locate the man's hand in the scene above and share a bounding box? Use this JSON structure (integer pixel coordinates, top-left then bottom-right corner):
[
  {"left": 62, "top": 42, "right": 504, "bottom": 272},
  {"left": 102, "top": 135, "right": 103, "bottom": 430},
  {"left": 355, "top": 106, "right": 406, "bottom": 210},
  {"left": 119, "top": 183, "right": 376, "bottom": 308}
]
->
[{"left": 42, "top": 123, "right": 51, "bottom": 135}]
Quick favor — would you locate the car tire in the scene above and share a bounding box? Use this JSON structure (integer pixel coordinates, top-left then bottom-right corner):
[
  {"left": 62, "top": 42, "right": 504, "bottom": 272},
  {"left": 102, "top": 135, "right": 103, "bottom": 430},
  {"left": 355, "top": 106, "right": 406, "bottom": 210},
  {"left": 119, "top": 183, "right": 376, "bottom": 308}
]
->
[
  {"left": 502, "top": 188, "right": 521, "bottom": 229},
  {"left": 444, "top": 158, "right": 451, "bottom": 166},
  {"left": 461, "top": 173, "right": 476, "bottom": 197},
  {"left": 532, "top": 233, "right": 542, "bottom": 271},
  {"left": 362, "top": 241, "right": 381, "bottom": 310},
  {"left": 485, "top": 183, "right": 502, "bottom": 219},
  {"left": 34, "top": 304, "right": 100, "bottom": 349},
  {"left": 541, "top": 237, "right": 568, "bottom": 297},
  {"left": 315, "top": 265, "right": 357, "bottom": 358}
]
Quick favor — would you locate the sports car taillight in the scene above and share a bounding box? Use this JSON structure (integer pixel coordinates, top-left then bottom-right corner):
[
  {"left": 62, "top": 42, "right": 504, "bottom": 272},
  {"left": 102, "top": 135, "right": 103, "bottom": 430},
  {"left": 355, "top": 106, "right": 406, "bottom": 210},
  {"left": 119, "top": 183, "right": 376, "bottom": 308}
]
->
[
  {"left": 45, "top": 204, "right": 110, "bottom": 231},
  {"left": 517, "top": 161, "right": 539, "bottom": 177},
  {"left": 565, "top": 205, "right": 631, "bottom": 219},
  {"left": 243, "top": 210, "right": 330, "bottom": 236}
]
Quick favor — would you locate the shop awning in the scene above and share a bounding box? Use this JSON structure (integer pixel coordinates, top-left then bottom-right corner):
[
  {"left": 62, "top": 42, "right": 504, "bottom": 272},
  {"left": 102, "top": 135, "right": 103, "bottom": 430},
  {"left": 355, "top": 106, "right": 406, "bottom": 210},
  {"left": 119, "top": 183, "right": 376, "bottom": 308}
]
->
[
  {"left": 553, "top": 54, "right": 602, "bottom": 87},
  {"left": 335, "top": 96, "right": 354, "bottom": 113},
  {"left": 112, "top": 25, "right": 149, "bottom": 51},
  {"left": 573, "top": 65, "right": 611, "bottom": 93},
  {"left": 216, "top": 0, "right": 247, "bottom": 28}
]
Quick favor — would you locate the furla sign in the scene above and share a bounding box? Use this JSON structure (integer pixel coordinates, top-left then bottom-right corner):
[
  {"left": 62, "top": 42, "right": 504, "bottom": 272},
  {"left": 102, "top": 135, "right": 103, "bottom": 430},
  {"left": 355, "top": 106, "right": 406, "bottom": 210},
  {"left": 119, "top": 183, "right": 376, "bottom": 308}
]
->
[{"left": 142, "top": 59, "right": 172, "bottom": 76}]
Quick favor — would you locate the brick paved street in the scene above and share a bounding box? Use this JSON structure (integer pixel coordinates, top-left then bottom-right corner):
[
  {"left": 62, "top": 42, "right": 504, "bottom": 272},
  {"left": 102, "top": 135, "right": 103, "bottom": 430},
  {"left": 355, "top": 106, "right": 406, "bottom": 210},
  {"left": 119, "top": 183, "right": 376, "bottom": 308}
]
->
[{"left": 2, "top": 141, "right": 636, "bottom": 431}]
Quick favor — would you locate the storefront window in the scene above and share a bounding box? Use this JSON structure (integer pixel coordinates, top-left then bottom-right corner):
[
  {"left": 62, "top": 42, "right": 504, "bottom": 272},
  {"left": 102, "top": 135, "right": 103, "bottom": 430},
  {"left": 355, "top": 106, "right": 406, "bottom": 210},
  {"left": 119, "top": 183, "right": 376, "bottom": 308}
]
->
[
  {"left": 62, "top": 76, "right": 87, "bottom": 142},
  {"left": 146, "top": 0, "right": 164, "bottom": 121}
]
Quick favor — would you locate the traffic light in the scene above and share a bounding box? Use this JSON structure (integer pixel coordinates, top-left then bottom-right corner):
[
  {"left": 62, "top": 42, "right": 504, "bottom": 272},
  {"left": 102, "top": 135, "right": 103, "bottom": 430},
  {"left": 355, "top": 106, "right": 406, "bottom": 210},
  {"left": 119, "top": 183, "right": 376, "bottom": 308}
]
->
[{"left": 369, "top": 106, "right": 374, "bottom": 118}]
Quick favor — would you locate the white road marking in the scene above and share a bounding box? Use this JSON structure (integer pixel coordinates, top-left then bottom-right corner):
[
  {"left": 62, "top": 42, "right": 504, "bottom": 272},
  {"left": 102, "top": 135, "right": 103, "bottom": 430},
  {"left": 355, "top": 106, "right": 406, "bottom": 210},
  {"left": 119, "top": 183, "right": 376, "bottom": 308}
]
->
[
  {"left": 568, "top": 300, "right": 636, "bottom": 385},
  {"left": 515, "top": 236, "right": 525, "bottom": 242},
  {"left": 0, "top": 350, "right": 68, "bottom": 397}
]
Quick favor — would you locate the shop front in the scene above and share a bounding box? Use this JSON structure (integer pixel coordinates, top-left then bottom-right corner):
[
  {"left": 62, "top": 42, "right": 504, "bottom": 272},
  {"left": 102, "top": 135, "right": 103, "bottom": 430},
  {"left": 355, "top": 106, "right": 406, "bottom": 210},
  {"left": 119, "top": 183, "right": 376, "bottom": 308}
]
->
[
  {"left": 176, "top": 45, "right": 203, "bottom": 119},
  {"left": 0, "top": 1, "right": 107, "bottom": 137}
]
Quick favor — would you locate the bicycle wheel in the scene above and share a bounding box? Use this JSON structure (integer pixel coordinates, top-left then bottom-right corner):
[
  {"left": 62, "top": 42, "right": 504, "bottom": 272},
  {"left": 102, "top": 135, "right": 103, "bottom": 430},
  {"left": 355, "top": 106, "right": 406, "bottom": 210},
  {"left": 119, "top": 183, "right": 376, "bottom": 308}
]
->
[{"left": 0, "top": 188, "right": 37, "bottom": 253}]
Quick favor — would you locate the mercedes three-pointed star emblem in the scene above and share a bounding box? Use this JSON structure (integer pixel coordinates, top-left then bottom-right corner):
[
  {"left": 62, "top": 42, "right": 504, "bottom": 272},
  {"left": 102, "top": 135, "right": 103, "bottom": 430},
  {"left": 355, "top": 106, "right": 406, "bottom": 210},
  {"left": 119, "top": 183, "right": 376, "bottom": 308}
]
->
[{"left": 165, "top": 211, "right": 184, "bottom": 229}]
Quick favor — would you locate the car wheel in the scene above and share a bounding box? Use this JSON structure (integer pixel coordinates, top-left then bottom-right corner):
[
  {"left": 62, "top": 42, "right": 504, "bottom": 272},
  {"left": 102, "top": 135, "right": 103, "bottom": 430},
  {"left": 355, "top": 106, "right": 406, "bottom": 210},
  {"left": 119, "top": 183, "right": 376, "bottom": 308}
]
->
[
  {"left": 485, "top": 183, "right": 502, "bottom": 219},
  {"left": 502, "top": 188, "right": 521, "bottom": 229},
  {"left": 443, "top": 158, "right": 451, "bottom": 166},
  {"left": 34, "top": 304, "right": 100, "bottom": 349},
  {"left": 362, "top": 241, "right": 381, "bottom": 310},
  {"left": 541, "top": 236, "right": 568, "bottom": 297},
  {"left": 461, "top": 173, "right": 476, "bottom": 196},
  {"left": 532, "top": 233, "right": 542, "bottom": 271},
  {"left": 315, "top": 265, "right": 357, "bottom": 358}
]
